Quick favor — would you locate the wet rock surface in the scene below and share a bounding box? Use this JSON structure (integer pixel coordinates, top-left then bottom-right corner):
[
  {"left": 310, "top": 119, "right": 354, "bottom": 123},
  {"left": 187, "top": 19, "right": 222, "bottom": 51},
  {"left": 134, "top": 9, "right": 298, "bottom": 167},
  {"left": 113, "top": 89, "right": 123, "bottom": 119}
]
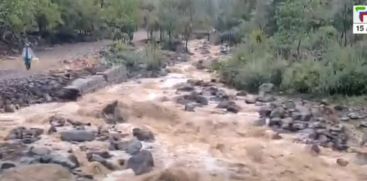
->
[
  {"left": 60, "top": 129, "right": 96, "bottom": 142},
  {"left": 127, "top": 150, "right": 154, "bottom": 175},
  {"left": 0, "top": 70, "right": 94, "bottom": 112}
]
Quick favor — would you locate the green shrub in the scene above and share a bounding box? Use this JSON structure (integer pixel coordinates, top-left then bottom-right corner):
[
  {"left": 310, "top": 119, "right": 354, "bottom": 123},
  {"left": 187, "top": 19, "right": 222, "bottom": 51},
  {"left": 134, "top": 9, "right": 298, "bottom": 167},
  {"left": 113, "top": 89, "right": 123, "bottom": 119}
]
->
[
  {"left": 219, "top": 54, "right": 286, "bottom": 92},
  {"left": 282, "top": 60, "right": 322, "bottom": 93}
]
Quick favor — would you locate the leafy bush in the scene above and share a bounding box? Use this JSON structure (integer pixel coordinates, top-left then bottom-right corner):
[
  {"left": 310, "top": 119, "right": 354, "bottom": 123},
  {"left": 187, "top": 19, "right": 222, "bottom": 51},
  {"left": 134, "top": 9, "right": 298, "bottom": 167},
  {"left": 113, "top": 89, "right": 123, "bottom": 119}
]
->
[
  {"left": 105, "top": 42, "right": 164, "bottom": 73},
  {"left": 282, "top": 60, "right": 322, "bottom": 93},
  {"left": 282, "top": 44, "right": 367, "bottom": 95},
  {"left": 218, "top": 32, "right": 286, "bottom": 92}
]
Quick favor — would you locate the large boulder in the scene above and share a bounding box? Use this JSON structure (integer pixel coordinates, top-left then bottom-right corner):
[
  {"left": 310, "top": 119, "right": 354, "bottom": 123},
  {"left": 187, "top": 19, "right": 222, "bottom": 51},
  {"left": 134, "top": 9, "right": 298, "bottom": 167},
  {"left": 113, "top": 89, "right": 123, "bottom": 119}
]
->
[
  {"left": 127, "top": 150, "right": 154, "bottom": 175},
  {"left": 60, "top": 130, "right": 95, "bottom": 142},
  {"left": 258, "top": 83, "right": 274, "bottom": 97},
  {"left": 102, "top": 101, "right": 125, "bottom": 124},
  {"left": 132, "top": 128, "right": 155, "bottom": 142}
]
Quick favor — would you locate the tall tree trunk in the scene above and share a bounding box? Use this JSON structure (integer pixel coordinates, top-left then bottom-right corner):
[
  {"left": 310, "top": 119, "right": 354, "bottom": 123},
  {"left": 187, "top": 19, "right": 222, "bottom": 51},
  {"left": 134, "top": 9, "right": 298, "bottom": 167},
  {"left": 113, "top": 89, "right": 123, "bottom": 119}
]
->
[
  {"left": 343, "top": 4, "right": 347, "bottom": 47},
  {"left": 185, "top": 39, "right": 188, "bottom": 53},
  {"left": 296, "top": 39, "right": 301, "bottom": 60}
]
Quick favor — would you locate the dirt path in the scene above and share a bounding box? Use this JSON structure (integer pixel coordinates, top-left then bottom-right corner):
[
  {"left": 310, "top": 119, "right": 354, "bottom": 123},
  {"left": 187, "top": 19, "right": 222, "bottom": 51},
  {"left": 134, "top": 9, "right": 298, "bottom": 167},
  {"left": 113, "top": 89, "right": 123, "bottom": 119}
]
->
[
  {"left": 0, "top": 41, "right": 109, "bottom": 73},
  {"left": 0, "top": 30, "right": 147, "bottom": 78},
  {"left": 0, "top": 40, "right": 366, "bottom": 181}
]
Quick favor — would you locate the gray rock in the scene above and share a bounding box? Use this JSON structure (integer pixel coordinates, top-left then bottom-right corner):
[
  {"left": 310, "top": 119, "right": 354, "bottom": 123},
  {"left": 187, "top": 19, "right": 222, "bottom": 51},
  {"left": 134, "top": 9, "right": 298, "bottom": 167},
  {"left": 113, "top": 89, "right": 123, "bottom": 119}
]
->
[
  {"left": 245, "top": 97, "right": 256, "bottom": 104},
  {"left": 176, "top": 83, "right": 195, "bottom": 92},
  {"left": 258, "top": 106, "right": 271, "bottom": 118},
  {"left": 359, "top": 121, "right": 367, "bottom": 128},
  {"left": 236, "top": 91, "right": 247, "bottom": 97},
  {"left": 297, "top": 106, "right": 312, "bottom": 122},
  {"left": 4, "top": 104, "right": 16, "bottom": 113},
  {"left": 258, "top": 83, "right": 274, "bottom": 96},
  {"left": 268, "top": 117, "right": 282, "bottom": 127},
  {"left": 291, "top": 111, "right": 302, "bottom": 120},
  {"left": 49, "top": 116, "right": 66, "bottom": 127},
  {"left": 133, "top": 128, "right": 155, "bottom": 142},
  {"left": 340, "top": 116, "right": 349, "bottom": 122},
  {"left": 281, "top": 118, "right": 293, "bottom": 129},
  {"left": 348, "top": 112, "right": 361, "bottom": 120},
  {"left": 115, "top": 139, "right": 142, "bottom": 155},
  {"left": 283, "top": 101, "right": 296, "bottom": 109},
  {"left": 226, "top": 103, "right": 241, "bottom": 113},
  {"left": 60, "top": 130, "right": 95, "bottom": 142},
  {"left": 127, "top": 150, "right": 154, "bottom": 175},
  {"left": 217, "top": 100, "right": 241, "bottom": 113},
  {"left": 291, "top": 121, "right": 308, "bottom": 131},
  {"left": 28, "top": 146, "right": 51, "bottom": 156},
  {"left": 184, "top": 103, "right": 196, "bottom": 112},
  {"left": 0, "top": 161, "right": 17, "bottom": 170},
  {"left": 86, "top": 154, "right": 116, "bottom": 170},
  {"left": 102, "top": 101, "right": 125, "bottom": 124},
  {"left": 270, "top": 107, "right": 285, "bottom": 118},
  {"left": 254, "top": 117, "right": 267, "bottom": 126},
  {"left": 41, "top": 153, "right": 79, "bottom": 169},
  {"left": 256, "top": 96, "right": 276, "bottom": 103}
]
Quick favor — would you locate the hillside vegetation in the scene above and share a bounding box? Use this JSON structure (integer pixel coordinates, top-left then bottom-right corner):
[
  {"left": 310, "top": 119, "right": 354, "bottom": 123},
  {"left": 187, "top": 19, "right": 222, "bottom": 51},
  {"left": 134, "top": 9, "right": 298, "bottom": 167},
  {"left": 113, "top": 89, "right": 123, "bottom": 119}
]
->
[{"left": 1, "top": 0, "right": 365, "bottom": 97}]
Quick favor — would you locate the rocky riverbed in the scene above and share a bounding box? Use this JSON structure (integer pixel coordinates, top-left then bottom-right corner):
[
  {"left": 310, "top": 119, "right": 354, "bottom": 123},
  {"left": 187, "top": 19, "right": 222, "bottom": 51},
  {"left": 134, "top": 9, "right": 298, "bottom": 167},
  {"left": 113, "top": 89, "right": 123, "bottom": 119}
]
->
[{"left": 0, "top": 40, "right": 366, "bottom": 181}]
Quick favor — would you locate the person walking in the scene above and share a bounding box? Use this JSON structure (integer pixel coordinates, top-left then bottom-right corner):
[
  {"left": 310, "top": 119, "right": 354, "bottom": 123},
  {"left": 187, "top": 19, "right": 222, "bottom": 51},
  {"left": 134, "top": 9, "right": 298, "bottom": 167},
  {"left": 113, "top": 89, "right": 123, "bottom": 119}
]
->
[{"left": 22, "top": 43, "right": 35, "bottom": 70}]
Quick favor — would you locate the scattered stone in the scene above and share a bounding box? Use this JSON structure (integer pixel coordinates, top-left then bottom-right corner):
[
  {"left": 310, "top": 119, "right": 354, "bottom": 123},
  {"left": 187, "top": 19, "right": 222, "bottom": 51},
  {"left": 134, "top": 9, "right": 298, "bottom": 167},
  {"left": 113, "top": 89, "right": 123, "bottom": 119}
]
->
[
  {"left": 254, "top": 117, "right": 267, "bottom": 126},
  {"left": 184, "top": 103, "right": 196, "bottom": 112},
  {"left": 102, "top": 101, "right": 125, "bottom": 124},
  {"left": 236, "top": 91, "right": 247, "bottom": 97},
  {"left": 334, "top": 105, "right": 346, "bottom": 111},
  {"left": 0, "top": 161, "right": 17, "bottom": 170},
  {"left": 281, "top": 117, "right": 293, "bottom": 129},
  {"left": 258, "top": 106, "right": 271, "bottom": 118},
  {"left": 133, "top": 128, "right": 155, "bottom": 142},
  {"left": 340, "top": 116, "right": 349, "bottom": 122},
  {"left": 336, "top": 158, "right": 349, "bottom": 167},
  {"left": 217, "top": 100, "right": 240, "bottom": 113},
  {"left": 0, "top": 143, "right": 27, "bottom": 161},
  {"left": 4, "top": 104, "right": 16, "bottom": 113},
  {"left": 112, "top": 139, "right": 142, "bottom": 155},
  {"left": 271, "top": 132, "right": 282, "bottom": 140},
  {"left": 258, "top": 83, "right": 274, "bottom": 96},
  {"left": 176, "top": 92, "right": 208, "bottom": 106},
  {"left": 291, "top": 121, "right": 308, "bottom": 131},
  {"left": 127, "top": 150, "right": 154, "bottom": 175},
  {"left": 359, "top": 121, "right": 367, "bottom": 128},
  {"left": 87, "top": 153, "right": 116, "bottom": 170},
  {"left": 40, "top": 153, "right": 79, "bottom": 169},
  {"left": 270, "top": 107, "right": 285, "bottom": 118},
  {"left": 176, "top": 83, "right": 195, "bottom": 92},
  {"left": 348, "top": 112, "right": 361, "bottom": 120},
  {"left": 48, "top": 126, "right": 57, "bottom": 134},
  {"left": 67, "top": 119, "right": 91, "bottom": 127},
  {"left": 297, "top": 106, "right": 312, "bottom": 122},
  {"left": 49, "top": 116, "right": 66, "bottom": 127},
  {"left": 320, "top": 99, "right": 329, "bottom": 105},
  {"left": 28, "top": 146, "right": 51, "bottom": 156},
  {"left": 5, "top": 127, "right": 43, "bottom": 144},
  {"left": 283, "top": 101, "right": 296, "bottom": 110},
  {"left": 268, "top": 117, "right": 282, "bottom": 127},
  {"left": 308, "top": 144, "right": 321, "bottom": 156},
  {"left": 245, "top": 96, "right": 256, "bottom": 104},
  {"left": 256, "top": 96, "right": 276, "bottom": 103},
  {"left": 60, "top": 130, "right": 95, "bottom": 142}
]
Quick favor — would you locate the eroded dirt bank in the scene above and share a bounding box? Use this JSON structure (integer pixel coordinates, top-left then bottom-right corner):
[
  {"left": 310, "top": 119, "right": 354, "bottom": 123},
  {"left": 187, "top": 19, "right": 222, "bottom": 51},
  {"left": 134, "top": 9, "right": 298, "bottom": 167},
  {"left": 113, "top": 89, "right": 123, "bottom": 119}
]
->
[{"left": 0, "top": 40, "right": 366, "bottom": 181}]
